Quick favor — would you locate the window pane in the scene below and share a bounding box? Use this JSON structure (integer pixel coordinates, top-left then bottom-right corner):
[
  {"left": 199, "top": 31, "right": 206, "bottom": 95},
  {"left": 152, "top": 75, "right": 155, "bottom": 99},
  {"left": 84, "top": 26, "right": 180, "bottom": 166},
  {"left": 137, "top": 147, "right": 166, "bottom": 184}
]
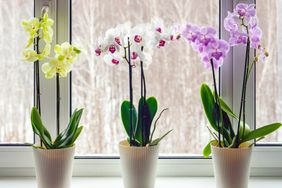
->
[
  {"left": 72, "top": 0, "right": 219, "bottom": 155},
  {"left": 0, "top": 0, "right": 34, "bottom": 144},
  {"left": 256, "top": 0, "right": 282, "bottom": 143}
]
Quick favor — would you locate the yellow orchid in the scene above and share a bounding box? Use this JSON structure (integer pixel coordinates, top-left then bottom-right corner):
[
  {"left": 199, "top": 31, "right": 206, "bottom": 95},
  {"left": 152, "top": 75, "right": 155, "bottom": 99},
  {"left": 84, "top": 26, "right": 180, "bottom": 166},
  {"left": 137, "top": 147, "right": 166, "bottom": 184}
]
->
[
  {"left": 37, "top": 43, "right": 51, "bottom": 60},
  {"left": 22, "top": 18, "right": 40, "bottom": 48},
  {"left": 21, "top": 12, "right": 54, "bottom": 62},
  {"left": 54, "top": 42, "right": 81, "bottom": 63},
  {"left": 22, "top": 49, "right": 38, "bottom": 62},
  {"left": 42, "top": 58, "right": 72, "bottom": 79},
  {"left": 41, "top": 12, "right": 54, "bottom": 44},
  {"left": 21, "top": 18, "right": 40, "bottom": 39}
]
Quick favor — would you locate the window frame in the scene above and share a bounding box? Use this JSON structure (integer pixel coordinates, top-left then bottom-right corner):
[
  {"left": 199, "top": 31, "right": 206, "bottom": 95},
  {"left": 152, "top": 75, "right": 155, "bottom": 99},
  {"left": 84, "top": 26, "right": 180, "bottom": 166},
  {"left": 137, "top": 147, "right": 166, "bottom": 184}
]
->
[{"left": 0, "top": 0, "right": 282, "bottom": 177}]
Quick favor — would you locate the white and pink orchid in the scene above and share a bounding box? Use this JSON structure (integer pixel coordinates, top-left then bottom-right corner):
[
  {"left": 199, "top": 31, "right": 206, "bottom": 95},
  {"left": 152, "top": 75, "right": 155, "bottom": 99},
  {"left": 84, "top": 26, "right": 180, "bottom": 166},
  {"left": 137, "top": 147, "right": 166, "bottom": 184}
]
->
[{"left": 95, "top": 18, "right": 180, "bottom": 67}]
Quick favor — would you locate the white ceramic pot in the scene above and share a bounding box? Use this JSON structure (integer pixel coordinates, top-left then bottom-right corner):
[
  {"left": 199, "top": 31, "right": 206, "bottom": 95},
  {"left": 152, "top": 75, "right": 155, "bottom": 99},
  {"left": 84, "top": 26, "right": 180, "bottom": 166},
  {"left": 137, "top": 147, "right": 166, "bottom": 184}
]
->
[
  {"left": 33, "top": 146, "right": 75, "bottom": 188},
  {"left": 119, "top": 140, "right": 160, "bottom": 188},
  {"left": 211, "top": 145, "right": 253, "bottom": 188}
]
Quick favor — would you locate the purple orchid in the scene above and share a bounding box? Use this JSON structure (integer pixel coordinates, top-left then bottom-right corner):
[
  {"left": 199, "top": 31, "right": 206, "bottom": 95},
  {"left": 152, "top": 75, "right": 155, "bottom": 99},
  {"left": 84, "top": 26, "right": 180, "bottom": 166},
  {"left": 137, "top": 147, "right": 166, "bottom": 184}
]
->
[
  {"left": 181, "top": 24, "right": 200, "bottom": 43},
  {"left": 224, "top": 3, "right": 262, "bottom": 50},
  {"left": 249, "top": 26, "right": 262, "bottom": 49},
  {"left": 235, "top": 3, "right": 256, "bottom": 18},
  {"left": 203, "top": 39, "right": 230, "bottom": 69},
  {"left": 229, "top": 30, "right": 248, "bottom": 46},
  {"left": 182, "top": 24, "right": 229, "bottom": 69},
  {"left": 224, "top": 12, "right": 239, "bottom": 32}
]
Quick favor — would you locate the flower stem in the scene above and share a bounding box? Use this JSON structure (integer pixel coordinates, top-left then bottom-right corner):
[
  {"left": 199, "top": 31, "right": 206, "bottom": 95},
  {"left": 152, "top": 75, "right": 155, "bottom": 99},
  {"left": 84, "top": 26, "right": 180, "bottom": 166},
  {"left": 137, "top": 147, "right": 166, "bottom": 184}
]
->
[
  {"left": 127, "top": 38, "right": 133, "bottom": 146},
  {"left": 35, "top": 36, "right": 42, "bottom": 146},
  {"left": 210, "top": 59, "right": 222, "bottom": 147},
  {"left": 236, "top": 39, "right": 250, "bottom": 147},
  {"left": 242, "top": 41, "right": 250, "bottom": 140},
  {"left": 56, "top": 73, "right": 60, "bottom": 137},
  {"left": 140, "top": 46, "right": 147, "bottom": 146}
]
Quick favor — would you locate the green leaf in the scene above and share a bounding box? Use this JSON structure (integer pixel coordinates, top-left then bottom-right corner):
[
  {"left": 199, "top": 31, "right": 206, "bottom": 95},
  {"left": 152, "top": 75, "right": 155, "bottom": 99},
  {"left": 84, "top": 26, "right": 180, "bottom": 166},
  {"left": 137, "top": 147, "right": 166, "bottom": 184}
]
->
[
  {"left": 218, "top": 97, "right": 238, "bottom": 120},
  {"left": 241, "top": 123, "right": 282, "bottom": 143},
  {"left": 54, "top": 109, "right": 83, "bottom": 148},
  {"left": 136, "top": 97, "right": 149, "bottom": 144},
  {"left": 121, "top": 100, "right": 137, "bottom": 139},
  {"left": 203, "top": 140, "right": 217, "bottom": 158},
  {"left": 146, "top": 97, "right": 158, "bottom": 122},
  {"left": 200, "top": 84, "right": 217, "bottom": 130},
  {"left": 70, "top": 126, "right": 83, "bottom": 144},
  {"left": 149, "top": 129, "right": 173, "bottom": 146},
  {"left": 31, "top": 107, "right": 53, "bottom": 149},
  {"left": 135, "top": 97, "right": 158, "bottom": 145}
]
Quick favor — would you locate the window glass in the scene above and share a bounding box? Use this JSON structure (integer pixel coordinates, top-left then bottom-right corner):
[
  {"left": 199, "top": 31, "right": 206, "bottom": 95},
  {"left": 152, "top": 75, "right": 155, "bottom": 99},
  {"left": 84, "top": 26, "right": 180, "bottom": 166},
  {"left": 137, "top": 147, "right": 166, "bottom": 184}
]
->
[
  {"left": 72, "top": 0, "right": 219, "bottom": 155},
  {"left": 0, "top": 0, "right": 34, "bottom": 144},
  {"left": 256, "top": 0, "right": 282, "bottom": 143}
]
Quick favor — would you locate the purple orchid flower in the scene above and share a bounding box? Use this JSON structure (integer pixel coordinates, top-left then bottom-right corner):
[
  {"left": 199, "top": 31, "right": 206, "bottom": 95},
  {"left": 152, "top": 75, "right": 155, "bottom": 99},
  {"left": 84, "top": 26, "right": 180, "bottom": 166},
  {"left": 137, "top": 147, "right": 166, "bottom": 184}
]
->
[
  {"left": 235, "top": 3, "right": 256, "bottom": 18},
  {"left": 182, "top": 24, "right": 229, "bottom": 69},
  {"left": 224, "top": 3, "right": 262, "bottom": 50}
]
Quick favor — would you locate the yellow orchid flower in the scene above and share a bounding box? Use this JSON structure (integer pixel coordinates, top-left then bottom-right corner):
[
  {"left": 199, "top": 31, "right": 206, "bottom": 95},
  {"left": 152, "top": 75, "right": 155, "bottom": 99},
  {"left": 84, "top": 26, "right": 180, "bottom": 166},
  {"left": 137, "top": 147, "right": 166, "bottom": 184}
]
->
[
  {"left": 54, "top": 42, "right": 81, "bottom": 63},
  {"left": 37, "top": 43, "right": 51, "bottom": 60},
  {"left": 41, "top": 13, "right": 54, "bottom": 44},
  {"left": 22, "top": 49, "right": 38, "bottom": 62},
  {"left": 42, "top": 58, "right": 72, "bottom": 79},
  {"left": 21, "top": 18, "right": 40, "bottom": 39}
]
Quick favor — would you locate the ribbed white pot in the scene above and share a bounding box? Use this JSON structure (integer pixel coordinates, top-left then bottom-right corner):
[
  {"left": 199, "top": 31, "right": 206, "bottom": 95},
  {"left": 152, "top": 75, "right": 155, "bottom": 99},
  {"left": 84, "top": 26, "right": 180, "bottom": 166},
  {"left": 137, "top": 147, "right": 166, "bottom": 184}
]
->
[
  {"left": 33, "top": 146, "right": 75, "bottom": 188},
  {"left": 119, "top": 140, "right": 160, "bottom": 188},
  {"left": 211, "top": 145, "right": 253, "bottom": 188}
]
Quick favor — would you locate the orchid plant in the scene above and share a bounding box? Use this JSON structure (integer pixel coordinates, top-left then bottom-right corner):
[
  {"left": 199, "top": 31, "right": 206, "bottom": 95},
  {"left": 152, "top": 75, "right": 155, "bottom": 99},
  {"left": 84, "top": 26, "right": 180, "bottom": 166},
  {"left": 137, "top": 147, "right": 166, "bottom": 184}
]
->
[
  {"left": 22, "top": 11, "right": 83, "bottom": 149},
  {"left": 96, "top": 19, "right": 178, "bottom": 147},
  {"left": 182, "top": 3, "right": 282, "bottom": 157}
]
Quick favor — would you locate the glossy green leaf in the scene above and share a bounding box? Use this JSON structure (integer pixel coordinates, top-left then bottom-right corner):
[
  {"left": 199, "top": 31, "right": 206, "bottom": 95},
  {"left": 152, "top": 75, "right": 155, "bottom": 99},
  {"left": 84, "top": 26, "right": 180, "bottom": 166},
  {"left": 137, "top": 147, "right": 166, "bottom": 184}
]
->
[
  {"left": 136, "top": 97, "right": 150, "bottom": 145},
  {"left": 218, "top": 96, "right": 238, "bottom": 120},
  {"left": 146, "top": 97, "right": 158, "bottom": 122},
  {"left": 121, "top": 100, "right": 137, "bottom": 139},
  {"left": 56, "top": 109, "right": 83, "bottom": 148},
  {"left": 31, "top": 107, "right": 53, "bottom": 149},
  {"left": 203, "top": 140, "right": 217, "bottom": 158},
  {"left": 70, "top": 126, "right": 83, "bottom": 144},
  {"left": 242, "top": 123, "right": 282, "bottom": 143},
  {"left": 200, "top": 83, "right": 217, "bottom": 131}
]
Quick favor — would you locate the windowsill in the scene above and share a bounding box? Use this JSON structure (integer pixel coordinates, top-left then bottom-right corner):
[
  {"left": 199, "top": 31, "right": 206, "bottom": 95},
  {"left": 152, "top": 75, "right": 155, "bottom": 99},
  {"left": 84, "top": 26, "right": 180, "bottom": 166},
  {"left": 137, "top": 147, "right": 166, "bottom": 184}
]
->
[{"left": 0, "top": 177, "right": 282, "bottom": 188}]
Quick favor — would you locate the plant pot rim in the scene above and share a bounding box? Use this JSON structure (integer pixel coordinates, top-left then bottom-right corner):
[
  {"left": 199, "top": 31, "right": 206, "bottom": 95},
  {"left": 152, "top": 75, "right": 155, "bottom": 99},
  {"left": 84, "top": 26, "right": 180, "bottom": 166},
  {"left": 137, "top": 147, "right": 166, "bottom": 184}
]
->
[
  {"left": 211, "top": 144, "right": 252, "bottom": 151},
  {"left": 32, "top": 145, "right": 75, "bottom": 151},
  {"left": 119, "top": 140, "right": 159, "bottom": 149}
]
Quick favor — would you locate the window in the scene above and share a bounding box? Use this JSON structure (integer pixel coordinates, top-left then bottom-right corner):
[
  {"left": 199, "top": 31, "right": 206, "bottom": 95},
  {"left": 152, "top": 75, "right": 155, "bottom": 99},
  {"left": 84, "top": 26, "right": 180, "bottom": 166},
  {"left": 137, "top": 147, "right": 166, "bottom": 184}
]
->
[
  {"left": 72, "top": 0, "right": 219, "bottom": 155},
  {"left": 0, "top": 0, "right": 34, "bottom": 144},
  {"left": 0, "top": 0, "right": 281, "bottom": 177},
  {"left": 256, "top": 0, "right": 282, "bottom": 144}
]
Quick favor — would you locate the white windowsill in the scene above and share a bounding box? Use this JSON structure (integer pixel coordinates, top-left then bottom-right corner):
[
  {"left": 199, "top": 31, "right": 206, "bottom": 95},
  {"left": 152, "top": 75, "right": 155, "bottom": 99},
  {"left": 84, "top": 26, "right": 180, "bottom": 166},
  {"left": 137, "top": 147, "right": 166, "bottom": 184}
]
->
[{"left": 0, "top": 177, "right": 282, "bottom": 188}]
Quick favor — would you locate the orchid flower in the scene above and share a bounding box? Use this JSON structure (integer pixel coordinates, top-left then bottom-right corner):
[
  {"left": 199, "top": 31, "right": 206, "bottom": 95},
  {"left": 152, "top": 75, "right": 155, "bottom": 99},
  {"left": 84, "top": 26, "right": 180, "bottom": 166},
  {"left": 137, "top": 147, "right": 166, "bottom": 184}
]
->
[
  {"left": 96, "top": 18, "right": 180, "bottom": 67},
  {"left": 182, "top": 24, "right": 229, "bottom": 69},
  {"left": 22, "top": 49, "right": 39, "bottom": 62},
  {"left": 21, "top": 17, "right": 40, "bottom": 48},
  {"left": 42, "top": 42, "right": 81, "bottom": 78},
  {"left": 21, "top": 12, "right": 54, "bottom": 61},
  {"left": 41, "top": 12, "right": 54, "bottom": 44},
  {"left": 224, "top": 3, "right": 265, "bottom": 52}
]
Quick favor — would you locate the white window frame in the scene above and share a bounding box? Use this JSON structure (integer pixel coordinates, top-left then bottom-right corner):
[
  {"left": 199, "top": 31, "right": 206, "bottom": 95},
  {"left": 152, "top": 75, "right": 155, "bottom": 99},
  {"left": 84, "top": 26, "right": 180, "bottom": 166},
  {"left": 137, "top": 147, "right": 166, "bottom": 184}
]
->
[{"left": 0, "top": 0, "right": 282, "bottom": 177}]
